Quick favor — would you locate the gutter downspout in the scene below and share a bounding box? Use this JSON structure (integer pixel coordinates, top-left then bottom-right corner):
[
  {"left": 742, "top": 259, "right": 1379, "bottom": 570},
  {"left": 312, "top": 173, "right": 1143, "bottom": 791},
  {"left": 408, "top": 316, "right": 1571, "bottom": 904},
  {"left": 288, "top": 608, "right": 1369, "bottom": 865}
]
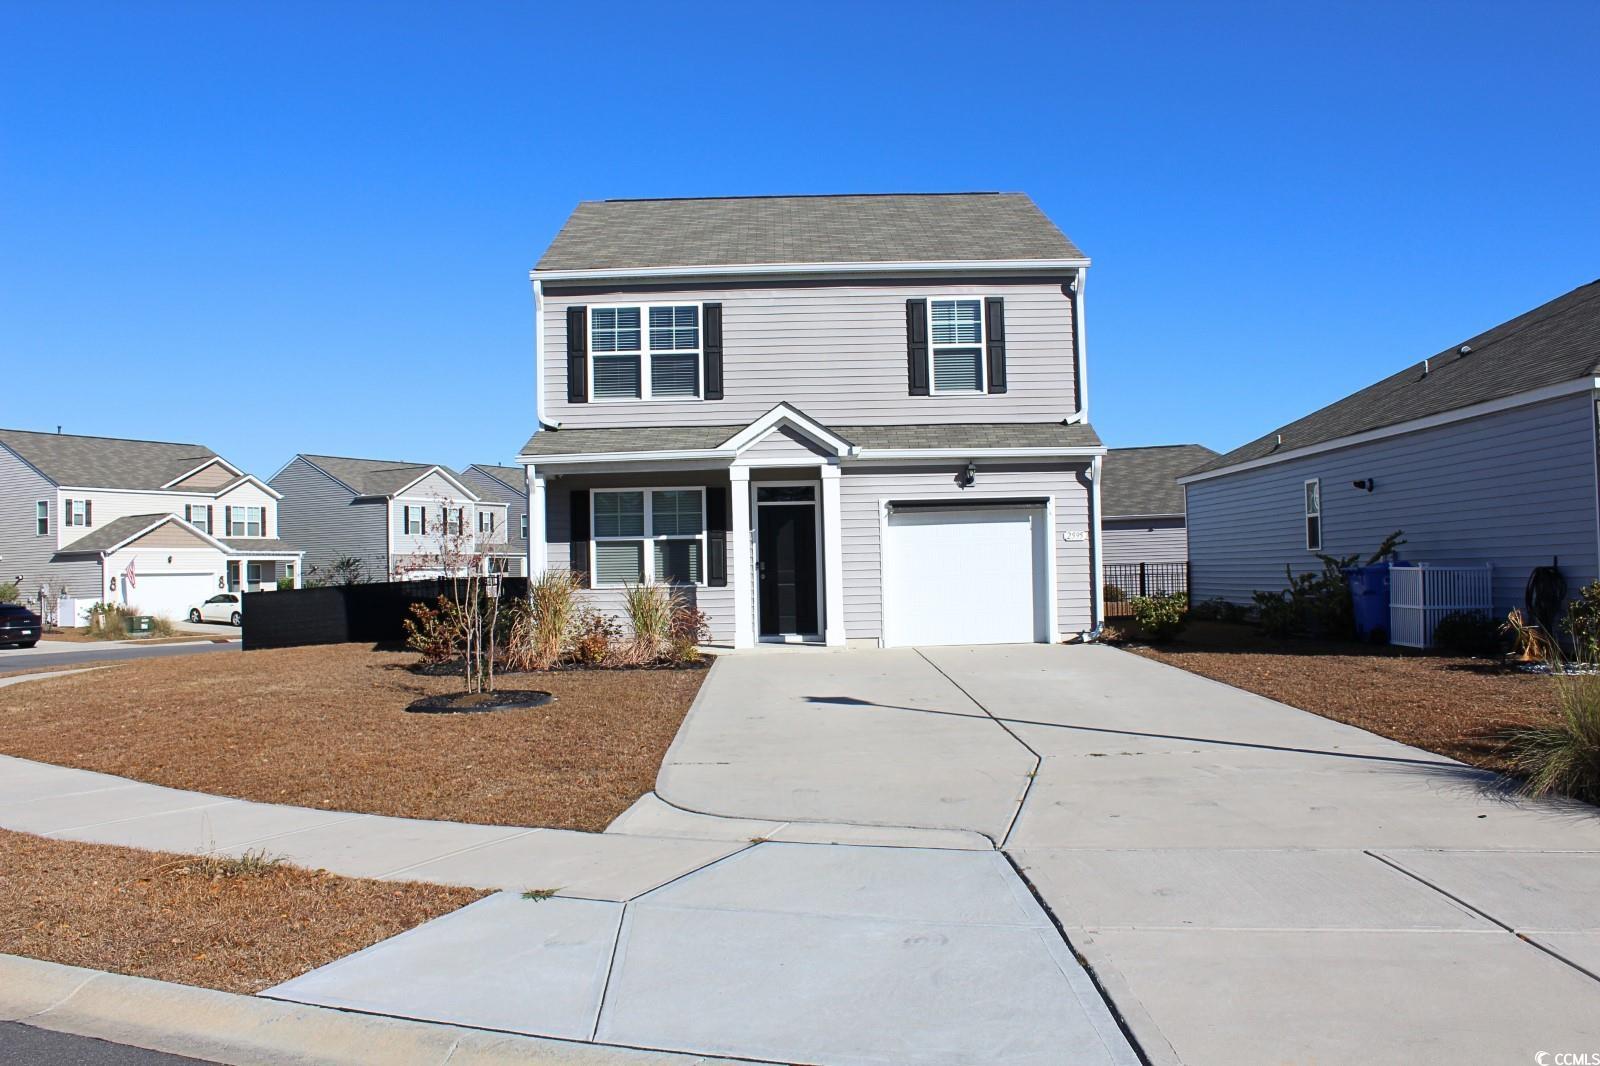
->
[
  {"left": 532, "top": 276, "right": 559, "bottom": 430},
  {"left": 1067, "top": 267, "right": 1089, "bottom": 424},
  {"left": 1089, "top": 452, "right": 1104, "bottom": 635}
]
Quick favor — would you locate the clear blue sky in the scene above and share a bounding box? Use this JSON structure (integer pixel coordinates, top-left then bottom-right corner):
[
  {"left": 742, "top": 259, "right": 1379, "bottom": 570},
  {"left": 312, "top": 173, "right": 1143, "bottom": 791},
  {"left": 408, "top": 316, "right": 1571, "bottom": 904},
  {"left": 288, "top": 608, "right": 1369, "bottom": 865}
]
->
[{"left": 3, "top": 2, "right": 1597, "bottom": 476}]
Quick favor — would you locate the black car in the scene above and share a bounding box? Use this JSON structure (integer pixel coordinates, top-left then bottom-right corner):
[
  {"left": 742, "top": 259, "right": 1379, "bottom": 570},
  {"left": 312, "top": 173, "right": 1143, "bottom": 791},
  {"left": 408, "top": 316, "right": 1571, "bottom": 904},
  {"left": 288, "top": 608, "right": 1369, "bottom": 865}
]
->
[{"left": 0, "top": 603, "right": 41, "bottom": 649}]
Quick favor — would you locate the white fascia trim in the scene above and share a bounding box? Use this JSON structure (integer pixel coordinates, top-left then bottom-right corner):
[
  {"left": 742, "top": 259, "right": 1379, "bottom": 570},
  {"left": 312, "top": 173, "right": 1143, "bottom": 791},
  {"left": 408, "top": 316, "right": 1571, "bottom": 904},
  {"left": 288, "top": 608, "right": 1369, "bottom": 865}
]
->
[
  {"left": 56, "top": 484, "right": 241, "bottom": 498},
  {"left": 518, "top": 448, "right": 734, "bottom": 466},
  {"left": 849, "top": 446, "right": 1106, "bottom": 461},
  {"left": 161, "top": 455, "right": 244, "bottom": 489},
  {"left": 386, "top": 466, "right": 482, "bottom": 502},
  {"left": 1178, "top": 376, "right": 1600, "bottom": 485},
  {"left": 531, "top": 257, "right": 1091, "bottom": 283},
  {"left": 214, "top": 474, "right": 285, "bottom": 500},
  {"left": 1104, "top": 511, "right": 1185, "bottom": 521},
  {"left": 720, "top": 403, "right": 855, "bottom": 456},
  {"left": 97, "top": 513, "right": 235, "bottom": 555}
]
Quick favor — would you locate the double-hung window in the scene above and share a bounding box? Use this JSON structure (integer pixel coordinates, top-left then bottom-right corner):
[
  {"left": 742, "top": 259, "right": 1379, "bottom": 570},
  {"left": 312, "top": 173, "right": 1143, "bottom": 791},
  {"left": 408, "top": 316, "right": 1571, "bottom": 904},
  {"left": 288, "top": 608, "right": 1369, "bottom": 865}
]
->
[
  {"left": 64, "top": 498, "right": 91, "bottom": 527},
  {"left": 184, "top": 504, "right": 211, "bottom": 534},
  {"left": 929, "top": 299, "right": 984, "bottom": 393},
  {"left": 437, "top": 507, "right": 464, "bottom": 535},
  {"left": 478, "top": 510, "right": 496, "bottom": 534},
  {"left": 590, "top": 304, "right": 701, "bottom": 400},
  {"left": 1304, "top": 479, "right": 1322, "bottom": 551},
  {"left": 227, "top": 506, "right": 263, "bottom": 537},
  {"left": 520, "top": 514, "right": 529, "bottom": 540},
  {"left": 591, "top": 488, "right": 706, "bottom": 586},
  {"left": 402, "top": 505, "right": 425, "bottom": 535},
  {"left": 35, "top": 500, "right": 48, "bottom": 536}
]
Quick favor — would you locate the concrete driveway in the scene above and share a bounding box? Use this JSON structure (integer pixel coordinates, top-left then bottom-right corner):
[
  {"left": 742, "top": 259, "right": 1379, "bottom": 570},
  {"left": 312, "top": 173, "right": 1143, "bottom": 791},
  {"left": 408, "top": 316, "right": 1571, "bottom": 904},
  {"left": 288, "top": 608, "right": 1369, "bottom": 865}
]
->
[{"left": 658, "top": 643, "right": 1600, "bottom": 1064}]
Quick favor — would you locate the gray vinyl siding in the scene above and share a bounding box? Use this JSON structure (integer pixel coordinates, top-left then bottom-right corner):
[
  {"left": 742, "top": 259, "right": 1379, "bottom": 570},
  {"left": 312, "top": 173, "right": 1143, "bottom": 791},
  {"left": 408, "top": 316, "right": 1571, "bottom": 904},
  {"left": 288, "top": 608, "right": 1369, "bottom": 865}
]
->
[
  {"left": 741, "top": 426, "right": 833, "bottom": 464},
  {"left": 460, "top": 469, "right": 529, "bottom": 560},
  {"left": 0, "top": 445, "right": 100, "bottom": 605},
  {"left": 269, "top": 458, "right": 389, "bottom": 581},
  {"left": 543, "top": 473, "right": 736, "bottom": 643},
  {"left": 1102, "top": 517, "right": 1188, "bottom": 564},
  {"left": 543, "top": 278, "right": 1076, "bottom": 428},
  {"left": 1186, "top": 392, "right": 1600, "bottom": 616},
  {"left": 838, "top": 461, "right": 1093, "bottom": 641}
]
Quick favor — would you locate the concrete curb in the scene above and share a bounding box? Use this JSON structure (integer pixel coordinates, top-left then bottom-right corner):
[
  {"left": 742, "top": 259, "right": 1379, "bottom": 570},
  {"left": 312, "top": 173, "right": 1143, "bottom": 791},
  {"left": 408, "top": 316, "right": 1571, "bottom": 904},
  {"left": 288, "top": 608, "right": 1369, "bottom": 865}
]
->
[{"left": 0, "top": 954, "right": 723, "bottom": 1065}]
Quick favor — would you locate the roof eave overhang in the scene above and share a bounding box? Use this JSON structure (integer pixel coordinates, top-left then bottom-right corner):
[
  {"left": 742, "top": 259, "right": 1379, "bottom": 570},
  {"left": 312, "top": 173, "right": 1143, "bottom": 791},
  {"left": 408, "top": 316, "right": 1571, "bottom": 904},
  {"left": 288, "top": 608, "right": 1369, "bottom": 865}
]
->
[
  {"left": 531, "top": 257, "right": 1091, "bottom": 284},
  {"left": 160, "top": 455, "right": 243, "bottom": 489},
  {"left": 522, "top": 445, "right": 1107, "bottom": 467},
  {"left": 1179, "top": 376, "right": 1600, "bottom": 486}
]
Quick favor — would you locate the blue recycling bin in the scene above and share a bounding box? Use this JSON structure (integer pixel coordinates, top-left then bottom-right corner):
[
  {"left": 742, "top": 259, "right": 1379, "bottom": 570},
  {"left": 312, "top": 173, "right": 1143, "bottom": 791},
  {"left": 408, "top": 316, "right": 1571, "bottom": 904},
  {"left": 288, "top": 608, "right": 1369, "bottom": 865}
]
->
[{"left": 1344, "top": 564, "right": 1391, "bottom": 643}]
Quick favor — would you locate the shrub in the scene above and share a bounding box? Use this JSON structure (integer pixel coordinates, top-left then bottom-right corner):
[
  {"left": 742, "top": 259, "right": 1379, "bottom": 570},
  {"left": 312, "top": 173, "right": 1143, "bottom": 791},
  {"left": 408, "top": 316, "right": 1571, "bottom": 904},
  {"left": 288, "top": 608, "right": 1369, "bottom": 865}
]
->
[
  {"left": 1431, "top": 611, "right": 1501, "bottom": 657},
  {"left": 1129, "top": 591, "right": 1187, "bottom": 642},
  {"left": 404, "top": 597, "right": 459, "bottom": 664},
  {"left": 1104, "top": 584, "right": 1126, "bottom": 604},
  {"left": 0, "top": 580, "right": 18, "bottom": 604},
  {"left": 1505, "top": 671, "right": 1600, "bottom": 805},
  {"left": 1565, "top": 580, "right": 1600, "bottom": 662},
  {"left": 1504, "top": 608, "right": 1560, "bottom": 663},
  {"left": 1190, "top": 597, "right": 1247, "bottom": 624},
  {"left": 504, "top": 569, "right": 581, "bottom": 671},
  {"left": 621, "top": 582, "right": 676, "bottom": 663},
  {"left": 276, "top": 576, "right": 295, "bottom": 591},
  {"left": 1252, "top": 589, "right": 1297, "bottom": 637},
  {"left": 668, "top": 604, "right": 710, "bottom": 663},
  {"left": 572, "top": 608, "right": 621, "bottom": 666}
]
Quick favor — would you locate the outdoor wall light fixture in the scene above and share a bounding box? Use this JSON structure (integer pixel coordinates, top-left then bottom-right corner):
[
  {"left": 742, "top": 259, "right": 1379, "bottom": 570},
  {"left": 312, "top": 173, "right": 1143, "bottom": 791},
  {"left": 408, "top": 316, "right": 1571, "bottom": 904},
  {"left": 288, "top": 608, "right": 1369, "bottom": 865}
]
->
[
  {"left": 1353, "top": 478, "right": 1375, "bottom": 492},
  {"left": 958, "top": 462, "right": 978, "bottom": 488}
]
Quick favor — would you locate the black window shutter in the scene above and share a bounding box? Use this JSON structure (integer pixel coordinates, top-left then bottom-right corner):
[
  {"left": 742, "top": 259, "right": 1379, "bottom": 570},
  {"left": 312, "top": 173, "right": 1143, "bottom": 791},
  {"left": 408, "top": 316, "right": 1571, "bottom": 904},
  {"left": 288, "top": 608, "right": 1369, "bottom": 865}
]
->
[
  {"left": 224, "top": 506, "right": 232, "bottom": 534},
  {"left": 906, "top": 298, "right": 929, "bottom": 396},
  {"left": 703, "top": 303, "right": 724, "bottom": 400},
  {"left": 84, "top": 499, "right": 92, "bottom": 526},
  {"left": 570, "top": 489, "right": 591, "bottom": 587},
  {"left": 207, "top": 505, "right": 214, "bottom": 533},
  {"left": 985, "top": 297, "right": 1008, "bottom": 394},
  {"left": 705, "top": 486, "right": 729, "bottom": 587},
  {"left": 566, "top": 306, "right": 588, "bottom": 404}
]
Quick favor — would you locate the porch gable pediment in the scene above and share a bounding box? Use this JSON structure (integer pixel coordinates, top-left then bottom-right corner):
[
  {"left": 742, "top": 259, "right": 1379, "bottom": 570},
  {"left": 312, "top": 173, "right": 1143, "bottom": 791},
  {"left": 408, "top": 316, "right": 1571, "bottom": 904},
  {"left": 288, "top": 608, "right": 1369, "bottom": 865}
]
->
[{"left": 721, "top": 404, "right": 855, "bottom": 459}]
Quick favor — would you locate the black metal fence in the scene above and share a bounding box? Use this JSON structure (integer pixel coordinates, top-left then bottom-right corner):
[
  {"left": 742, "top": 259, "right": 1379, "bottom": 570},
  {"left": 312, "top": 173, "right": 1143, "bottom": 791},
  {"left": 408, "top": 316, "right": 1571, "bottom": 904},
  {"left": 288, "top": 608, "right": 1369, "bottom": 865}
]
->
[
  {"left": 1103, "top": 562, "right": 1188, "bottom": 617},
  {"left": 242, "top": 578, "right": 529, "bottom": 651}
]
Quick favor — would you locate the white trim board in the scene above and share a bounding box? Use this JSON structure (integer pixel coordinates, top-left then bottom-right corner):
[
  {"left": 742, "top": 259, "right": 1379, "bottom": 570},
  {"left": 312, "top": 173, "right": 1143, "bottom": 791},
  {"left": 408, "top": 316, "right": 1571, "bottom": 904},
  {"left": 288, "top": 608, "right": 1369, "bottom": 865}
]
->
[
  {"left": 532, "top": 258, "right": 1090, "bottom": 284},
  {"left": 1178, "top": 377, "right": 1600, "bottom": 485},
  {"left": 520, "top": 446, "right": 1105, "bottom": 467}
]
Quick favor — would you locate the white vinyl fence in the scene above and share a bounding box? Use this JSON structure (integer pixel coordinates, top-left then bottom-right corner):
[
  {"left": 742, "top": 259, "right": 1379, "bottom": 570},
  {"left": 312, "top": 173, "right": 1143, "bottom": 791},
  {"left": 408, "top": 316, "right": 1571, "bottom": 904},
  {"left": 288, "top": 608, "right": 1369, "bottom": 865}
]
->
[{"left": 1389, "top": 564, "right": 1493, "bottom": 649}]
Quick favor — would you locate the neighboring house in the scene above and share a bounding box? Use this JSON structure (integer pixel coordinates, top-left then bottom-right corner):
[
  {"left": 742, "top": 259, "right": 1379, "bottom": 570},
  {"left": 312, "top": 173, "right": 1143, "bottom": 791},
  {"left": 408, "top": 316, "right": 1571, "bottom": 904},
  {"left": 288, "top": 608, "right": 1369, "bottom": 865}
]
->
[
  {"left": 1100, "top": 444, "right": 1218, "bottom": 565},
  {"left": 520, "top": 192, "right": 1104, "bottom": 648},
  {"left": 1181, "top": 279, "right": 1600, "bottom": 617},
  {"left": 0, "top": 428, "right": 302, "bottom": 623},
  {"left": 271, "top": 455, "right": 519, "bottom": 581},
  {"left": 458, "top": 464, "right": 530, "bottom": 576}
]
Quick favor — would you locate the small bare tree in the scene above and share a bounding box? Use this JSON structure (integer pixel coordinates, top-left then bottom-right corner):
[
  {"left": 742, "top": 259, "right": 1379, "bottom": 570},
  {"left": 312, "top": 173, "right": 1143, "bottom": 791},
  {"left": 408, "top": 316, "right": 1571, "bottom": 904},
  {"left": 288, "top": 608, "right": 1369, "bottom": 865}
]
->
[{"left": 395, "top": 494, "right": 504, "bottom": 694}]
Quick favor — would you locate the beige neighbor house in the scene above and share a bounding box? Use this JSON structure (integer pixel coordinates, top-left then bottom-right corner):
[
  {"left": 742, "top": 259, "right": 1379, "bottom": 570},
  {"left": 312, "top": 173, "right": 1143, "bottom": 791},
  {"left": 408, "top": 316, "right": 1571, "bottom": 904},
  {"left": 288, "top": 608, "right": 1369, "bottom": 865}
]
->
[
  {"left": 520, "top": 193, "right": 1106, "bottom": 648},
  {"left": 0, "top": 428, "right": 303, "bottom": 625}
]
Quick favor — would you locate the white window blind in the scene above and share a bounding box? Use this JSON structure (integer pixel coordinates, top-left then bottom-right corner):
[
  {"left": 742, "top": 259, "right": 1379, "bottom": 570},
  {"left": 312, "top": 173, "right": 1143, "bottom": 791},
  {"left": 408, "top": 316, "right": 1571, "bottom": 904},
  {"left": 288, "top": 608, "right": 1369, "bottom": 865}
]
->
[
  {"left": 591, "top": 305, "right": 701, "bottom": 400},
  {"left": 930, "top": 299, "right": 984, "bottom": 393}
]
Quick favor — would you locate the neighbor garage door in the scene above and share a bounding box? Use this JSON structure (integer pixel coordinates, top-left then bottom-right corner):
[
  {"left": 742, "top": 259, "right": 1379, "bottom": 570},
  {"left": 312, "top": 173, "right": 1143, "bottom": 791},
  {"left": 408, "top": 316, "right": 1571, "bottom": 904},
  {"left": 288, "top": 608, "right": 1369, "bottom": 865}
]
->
[
  {"left": 882, "top": 503, "right": 1050, "bottom": 646},
  {"left": 124, "top": 573, "right": 217, "bottom": 621}
]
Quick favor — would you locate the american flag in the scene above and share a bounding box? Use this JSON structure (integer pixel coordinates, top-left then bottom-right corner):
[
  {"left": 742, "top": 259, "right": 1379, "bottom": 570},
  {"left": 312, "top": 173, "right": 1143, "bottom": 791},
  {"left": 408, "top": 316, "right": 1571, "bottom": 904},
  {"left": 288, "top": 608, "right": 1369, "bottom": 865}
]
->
[{"left": 123, "top": 558, "right": 137, "bottom": 590}]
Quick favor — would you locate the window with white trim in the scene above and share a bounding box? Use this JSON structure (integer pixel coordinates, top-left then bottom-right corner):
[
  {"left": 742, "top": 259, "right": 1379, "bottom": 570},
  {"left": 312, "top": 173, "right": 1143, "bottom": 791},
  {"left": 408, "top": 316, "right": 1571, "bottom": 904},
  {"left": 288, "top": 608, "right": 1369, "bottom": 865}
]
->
[
  {"left": 929, "top": 299, "right": 984, "bottom": 393},
  {"left": 402, "top": 505, "right": 425, "bottom": 535},
  {"left": 520, "top": 513, "right": 529, "bottom": 540},
  {"left": 438, "top": 507, "right": 464, "bottom": 535},
  {"left": 228, "top": 506, "right": 263, "bottom": 538},
  {"left": 1304, "top": 479, "right": 1322, "bottom": 551},
  {"left": 590, "top": 304, "right": 701, "bottom": 400},
  {"left": 591, "top": 488, "right": 706, "bottom": 586},
  {"left": 35, "top": 500, "right": 48, "bottom": 536},
  {"left": 184, "top": 504, "right": 211, "bottom": 534},
  {"left": 64, "top": 498, "right": 90, "bottom": 527},
  {"left": 478, "top": 510, "right": 496, "bottom": 534}
]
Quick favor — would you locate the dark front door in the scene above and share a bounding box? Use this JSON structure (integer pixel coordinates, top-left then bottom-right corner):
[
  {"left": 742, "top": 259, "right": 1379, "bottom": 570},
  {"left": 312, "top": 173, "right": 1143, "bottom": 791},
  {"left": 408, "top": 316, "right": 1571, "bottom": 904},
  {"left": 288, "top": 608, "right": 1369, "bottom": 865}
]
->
[{"left": 757, "top": 503, "right": 819, "bottom": 636}]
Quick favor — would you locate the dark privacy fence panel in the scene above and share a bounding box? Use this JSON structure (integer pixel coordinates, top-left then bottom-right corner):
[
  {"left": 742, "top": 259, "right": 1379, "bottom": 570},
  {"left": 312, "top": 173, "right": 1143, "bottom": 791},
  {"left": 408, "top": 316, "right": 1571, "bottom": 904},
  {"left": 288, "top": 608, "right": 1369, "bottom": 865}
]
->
[{"left": 242, "top": 578, "right": 529, "bottom": 651}]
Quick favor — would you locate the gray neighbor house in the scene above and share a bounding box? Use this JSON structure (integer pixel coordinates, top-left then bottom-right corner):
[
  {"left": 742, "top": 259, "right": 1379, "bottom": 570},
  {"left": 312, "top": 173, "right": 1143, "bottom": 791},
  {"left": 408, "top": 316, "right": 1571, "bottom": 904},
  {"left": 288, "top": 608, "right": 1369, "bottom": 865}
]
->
[
  {"left": 519, "top": 193, "right": 1105, "bottom": 648},
  {"left": 1182, "top": 279, "right": 1600, "bottom": 619},
  {"left": 1100, "top": 444, "right": 1217, "bottom": 565}
]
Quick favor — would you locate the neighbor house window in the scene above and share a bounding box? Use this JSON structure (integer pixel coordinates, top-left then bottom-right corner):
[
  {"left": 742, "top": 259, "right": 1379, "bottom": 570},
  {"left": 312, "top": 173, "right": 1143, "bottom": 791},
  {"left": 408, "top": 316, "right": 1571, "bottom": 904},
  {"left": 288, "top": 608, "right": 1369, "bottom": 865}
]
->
[
  {"left": 478, "top": 510, "right": 496, "bottom": 534},
  {"left": 227, "top": 506, "right": 263, "bottom": 537},
  {"left": 929, "top": 299, "right": 984, "bottom": 393},
  {"left": 184, "top": 504, "right": 211, "bottom": 534},
  {"left": 591, "top": 488, "right": 705, "bottom": 586},
  {"left": 402, "top": 505, "right": 425, "bottom": 535},
  {"left": 520, "top": 514, "right": 529, "bottom": 540},
  {"left": 1304, "top": 479, "right": 1322, "bottom": 551},
  {"left": 63, "top": 498, "right": 91, "bottom": 527},
  {"left": 35, "top": 500, "right": 48, "bottom": 536},
  {"left": 590, "top": 304, "right": 701, "bottom": 400}
]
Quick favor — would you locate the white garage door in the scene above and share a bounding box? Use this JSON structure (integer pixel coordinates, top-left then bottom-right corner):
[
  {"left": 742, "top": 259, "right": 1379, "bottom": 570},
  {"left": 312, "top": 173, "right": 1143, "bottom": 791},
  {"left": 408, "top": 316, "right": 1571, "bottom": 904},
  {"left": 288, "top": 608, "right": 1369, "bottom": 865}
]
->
[
  {"left": 883, "top": 504, "right": 1050, "bottom": 646},
  {"left": 124, "top": 573, "right": 216, "bottom": 621}
]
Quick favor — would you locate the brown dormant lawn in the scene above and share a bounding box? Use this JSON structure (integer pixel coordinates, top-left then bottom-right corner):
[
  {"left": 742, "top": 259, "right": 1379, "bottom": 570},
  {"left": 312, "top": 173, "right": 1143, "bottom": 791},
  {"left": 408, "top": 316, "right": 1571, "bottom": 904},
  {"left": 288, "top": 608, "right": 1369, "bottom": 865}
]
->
[
  {"left": 0, "top": 828, "right": 483, "bottom": 993},
  {"left": 0, "top": 644, "right": 706, "bottom": 832},
  {"left": 1125, "top": 622, "right": 1556, "bottom": 774}
]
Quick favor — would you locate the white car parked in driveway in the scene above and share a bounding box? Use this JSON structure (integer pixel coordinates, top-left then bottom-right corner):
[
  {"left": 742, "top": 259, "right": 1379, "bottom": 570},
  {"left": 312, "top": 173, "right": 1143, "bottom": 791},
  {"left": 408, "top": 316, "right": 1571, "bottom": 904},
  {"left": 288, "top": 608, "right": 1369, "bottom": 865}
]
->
[{"left": 190, "top": 594, "right": 242, "bottom": 627}]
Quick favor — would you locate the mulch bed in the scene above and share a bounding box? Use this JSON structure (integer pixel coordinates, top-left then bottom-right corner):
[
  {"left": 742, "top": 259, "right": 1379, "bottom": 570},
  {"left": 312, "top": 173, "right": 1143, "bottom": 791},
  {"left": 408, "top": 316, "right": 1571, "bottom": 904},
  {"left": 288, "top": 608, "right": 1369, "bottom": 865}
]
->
[
  {"left": 1123, "top": 621, "right": 1558, "bottom": 774},
  {"left": 0, "top": 828, "right": 484, "bottom": 994},
  {"left": 406, "top": 689, "right": 554, "bottom": 714},
  {"left": 0, "top": 644, "right": 706, "bottom": 832}
]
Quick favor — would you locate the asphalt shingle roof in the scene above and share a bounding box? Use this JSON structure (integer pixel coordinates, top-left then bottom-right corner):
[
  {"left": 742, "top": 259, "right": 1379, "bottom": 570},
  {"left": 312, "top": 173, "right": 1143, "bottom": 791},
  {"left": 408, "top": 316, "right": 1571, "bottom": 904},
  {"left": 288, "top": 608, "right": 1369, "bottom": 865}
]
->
[
  {"left": 299, "top": 455, "right": 467, "bottom": 498},
  {"left": 1193, "top": 279, "right": 1600, "bottom": 476},
  {"left": 1101, "top": 445, "right": 1219, "bottom": 516},
  {"left": 536, "top": 193, "right": 1085, "bottom": 273},
  {"left": 54, "top": 514, "right": 180, "bottom": 553},
  {"left": 220, "top": 537, "right": 300, "bottom": 553},
  {"left": 521, "top": 422, "right": 1101, "bottom": 458},
  {"left": 0, "top": 429, "right": 219, "bottom": 490}
]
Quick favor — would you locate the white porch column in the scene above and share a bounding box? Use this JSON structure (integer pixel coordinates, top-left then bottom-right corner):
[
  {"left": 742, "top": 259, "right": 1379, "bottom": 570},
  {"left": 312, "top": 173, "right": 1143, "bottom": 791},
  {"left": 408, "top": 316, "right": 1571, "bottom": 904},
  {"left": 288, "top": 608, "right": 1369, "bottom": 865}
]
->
[
  {"left": 527, "top": 466, "right": 547, "bottom": 580},
  {"left": 730, "top": 465, "right": 754, "bottom": 649},
  {"left": 292, "top": 557, "right": 303, "bottom": 589},
  {"left": 820, "top": 464, "right": 845, "bottom": 647}
]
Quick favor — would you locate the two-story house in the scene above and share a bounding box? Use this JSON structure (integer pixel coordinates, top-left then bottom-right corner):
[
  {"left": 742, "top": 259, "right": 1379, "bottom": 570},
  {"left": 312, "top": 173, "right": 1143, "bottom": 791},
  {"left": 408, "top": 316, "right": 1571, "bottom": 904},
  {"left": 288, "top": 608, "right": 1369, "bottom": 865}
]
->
[
  {"left": 520, "top": 193, "right": 1104, "bottom": 648},
  {"left": 458, "top": 464, "right": 531, "bottom": 575},
  {"left": 0, "top": 428, "right": 303, "bottom": 623},
  {"left": 271, "top": 455, "right": 519, "bottom": 582}
]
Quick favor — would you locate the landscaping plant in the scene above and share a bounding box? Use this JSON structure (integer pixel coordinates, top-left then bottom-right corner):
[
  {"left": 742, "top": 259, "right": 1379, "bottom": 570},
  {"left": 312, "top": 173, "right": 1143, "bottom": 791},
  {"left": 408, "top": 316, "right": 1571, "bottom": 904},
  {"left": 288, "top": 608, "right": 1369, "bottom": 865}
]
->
[
  {"left": 1249, "top": 530, "right": 1405, "bottom": 639},
  {"left": 525, "top": 568, "right": 581, "bottom": 669},
  {"left": 668, "top": 604, "right": 710, "bottom": 663},
  {"left": 1431, "top": 610, "right": 1503, "bottom": 658},
  {"left": 571, "top": 607, "right": 621, "bottom": 665},
  {"left": 1505, "top": 669, "right": 1600, "bottom": 805},
  {"left": 1564, "top": 580, "right": 1600, "bottom": 663},
  {"left": 1129, "top": 591, "right": 1188, "bottom": 642},
  {"left": 1503, "top": 608, "right": 1560, "bottom": 663},
  {"left": 0, "top": 580, "right": 18, "bottom": 604},
  {"left": 1190, "top": 597, "right": 1247, "bottom": 624},
  {"left": 620, "top": 582, "right": 677, "bottom": 663}
]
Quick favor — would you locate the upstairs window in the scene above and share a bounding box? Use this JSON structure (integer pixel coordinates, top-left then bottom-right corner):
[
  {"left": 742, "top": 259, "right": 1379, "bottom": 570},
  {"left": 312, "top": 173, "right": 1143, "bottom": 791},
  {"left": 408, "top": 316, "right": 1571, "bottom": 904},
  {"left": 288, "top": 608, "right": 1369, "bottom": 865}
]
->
[
  {"left": 184, "top": 504, "right": 211, "bottom": 534},
  {"left": 929, "top": 299, "right": 984, "bottom": 393},
  {"left": 478, "top": 510, "right": 496, "bottom": 534},
  {"left": 520, "top": 514, "right": 529, "bottom": 540},
  {"left": 35, "top": 500, "right": 48, "bottom": 536},
  {"left": 64, "top": 498, "right": 91, "bottom": 527},
  {"left": 227, "top": 506, "right": 263, "bottom": 537},
  {"left": 1304, "top": 479, "right": 1322, "bottom": 551},
  {"left": 590, "top": 304, "right": 701, "bottom": 400}
]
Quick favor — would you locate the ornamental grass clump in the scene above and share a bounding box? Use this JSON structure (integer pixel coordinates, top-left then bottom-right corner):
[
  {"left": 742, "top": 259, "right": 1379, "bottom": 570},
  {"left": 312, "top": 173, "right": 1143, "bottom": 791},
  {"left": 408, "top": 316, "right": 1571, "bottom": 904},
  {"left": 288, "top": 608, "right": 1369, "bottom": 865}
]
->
[
  {"left": 1505, "top": 669, "right": 1600, "bottom": 806},
  {"left": 620, "top": 582, "right": 676, "bottom": 664}
]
